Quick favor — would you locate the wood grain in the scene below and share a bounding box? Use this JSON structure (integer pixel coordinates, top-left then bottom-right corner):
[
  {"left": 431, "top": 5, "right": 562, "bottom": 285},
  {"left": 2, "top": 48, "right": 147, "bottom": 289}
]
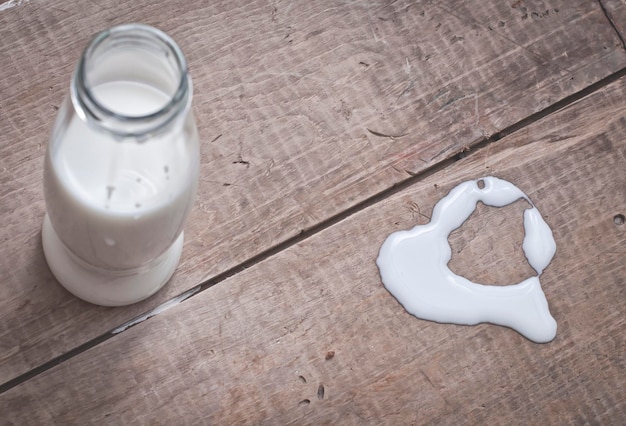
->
[
  {"left": 2, "top": 70, "right": 624, "bottom": 424},
  {"left": 1, "top": 0, "right": 625, "bottom": 385},
  {"left": 601, "top": 0, "right": 626, "bottom": 47}
]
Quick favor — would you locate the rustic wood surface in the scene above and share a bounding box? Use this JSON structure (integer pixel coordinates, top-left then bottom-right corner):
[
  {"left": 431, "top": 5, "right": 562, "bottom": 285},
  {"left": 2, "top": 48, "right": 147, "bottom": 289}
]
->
[
  {"left": 602, "top": 0, "right": 626, "bottom": 44},
  {"left": 1, "top": 0, "right": 625, "bottom": 422},
  {"left": 2, "top": 0, "right": 625, "bottom": 387},
  {"left": 2, "top": 71, "right": 625, "bottom": 425}
]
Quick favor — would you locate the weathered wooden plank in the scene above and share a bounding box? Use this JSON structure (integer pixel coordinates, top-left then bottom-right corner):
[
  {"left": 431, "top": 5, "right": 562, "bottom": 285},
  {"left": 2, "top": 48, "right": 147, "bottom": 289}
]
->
[
  {"left": 2, "top": 73, "right": 624, "bottom": 424},
  {"left": 1, "top": 0, "right": 625, "bottom": 385},
  {"left": 601, "top": 0, "right": 626, "bottom": 46}
]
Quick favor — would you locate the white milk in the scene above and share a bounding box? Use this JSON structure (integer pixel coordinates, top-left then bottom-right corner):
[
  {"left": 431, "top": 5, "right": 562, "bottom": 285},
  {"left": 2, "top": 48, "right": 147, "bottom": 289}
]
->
[
  {"left": 377, "top": 177, "right": 557, "bottom": 343},
  {"left": 44, "top": 81, "right": 198, "bottom": 272}
]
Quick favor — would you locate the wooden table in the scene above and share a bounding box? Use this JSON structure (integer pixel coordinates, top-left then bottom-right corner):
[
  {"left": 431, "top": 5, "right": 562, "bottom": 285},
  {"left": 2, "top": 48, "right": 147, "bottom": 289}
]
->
[{"left": 1, "top": 0, "right": 625, "bottom": 423}]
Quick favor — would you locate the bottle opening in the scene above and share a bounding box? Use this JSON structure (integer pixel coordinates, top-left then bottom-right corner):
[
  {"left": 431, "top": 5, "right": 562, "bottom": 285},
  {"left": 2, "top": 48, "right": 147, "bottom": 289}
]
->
[{"left": 73, "top": 24, "right": 190, "bottom": 136}]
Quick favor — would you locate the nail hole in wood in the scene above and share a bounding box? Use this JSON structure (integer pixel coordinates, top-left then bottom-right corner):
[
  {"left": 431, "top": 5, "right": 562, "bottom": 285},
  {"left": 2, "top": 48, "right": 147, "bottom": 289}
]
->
[{"left": 614, "top": 214, "right": 625, "bottom": 226}]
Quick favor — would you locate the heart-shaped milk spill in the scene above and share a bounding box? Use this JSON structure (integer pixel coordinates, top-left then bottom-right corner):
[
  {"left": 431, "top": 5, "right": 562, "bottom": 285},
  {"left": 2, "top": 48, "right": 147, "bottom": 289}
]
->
[{"left": 377, "top": 176, "right": 557, "bottom": 343}]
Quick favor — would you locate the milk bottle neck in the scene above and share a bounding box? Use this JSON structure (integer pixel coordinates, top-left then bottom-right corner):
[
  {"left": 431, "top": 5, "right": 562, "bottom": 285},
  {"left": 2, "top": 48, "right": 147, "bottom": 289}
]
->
[{"left": 71, "top": 23, "right": 191, "bottom": 139}]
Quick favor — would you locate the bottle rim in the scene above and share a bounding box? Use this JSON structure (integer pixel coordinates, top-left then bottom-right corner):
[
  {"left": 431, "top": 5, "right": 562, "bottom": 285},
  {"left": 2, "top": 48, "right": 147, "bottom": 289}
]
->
[{"left": 72, "top": 23, "right": 190, "bottom": 138}]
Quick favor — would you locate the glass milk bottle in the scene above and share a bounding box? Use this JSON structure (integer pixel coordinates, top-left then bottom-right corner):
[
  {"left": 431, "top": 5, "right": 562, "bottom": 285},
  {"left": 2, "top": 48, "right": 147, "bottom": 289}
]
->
[{"left": 42, "top": 24, "right": 200, "bottom": 306}]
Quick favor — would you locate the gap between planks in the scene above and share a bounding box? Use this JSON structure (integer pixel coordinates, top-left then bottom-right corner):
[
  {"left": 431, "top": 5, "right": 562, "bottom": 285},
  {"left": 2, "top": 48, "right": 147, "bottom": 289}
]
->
[{"left": 1, "top": 65, "right": 626, "bottom": 396}]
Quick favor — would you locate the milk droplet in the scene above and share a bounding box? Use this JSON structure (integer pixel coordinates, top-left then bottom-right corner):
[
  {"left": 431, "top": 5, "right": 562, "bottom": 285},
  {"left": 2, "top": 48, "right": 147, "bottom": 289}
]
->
[
  {"left": 523, "top": 207, "right": 556, "bottom": 275},
  {"left": 377, "top": 176, "right": 557, "bottom": 343}
]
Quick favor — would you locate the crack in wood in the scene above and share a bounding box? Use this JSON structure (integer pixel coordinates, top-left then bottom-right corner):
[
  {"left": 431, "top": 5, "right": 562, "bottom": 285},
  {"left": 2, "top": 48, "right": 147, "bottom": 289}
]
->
[
  {"left": 367, "top": 128, "right": 408, "bottom": 139},
  {"left": 317, "top": 384, "right": 325, "bottom": 400}
]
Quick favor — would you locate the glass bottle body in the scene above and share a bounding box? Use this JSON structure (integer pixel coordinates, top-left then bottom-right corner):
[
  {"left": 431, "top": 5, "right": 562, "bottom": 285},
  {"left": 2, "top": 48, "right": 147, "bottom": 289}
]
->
[{"left": 42, "top": 24, "right": 199, "bottom": 305}]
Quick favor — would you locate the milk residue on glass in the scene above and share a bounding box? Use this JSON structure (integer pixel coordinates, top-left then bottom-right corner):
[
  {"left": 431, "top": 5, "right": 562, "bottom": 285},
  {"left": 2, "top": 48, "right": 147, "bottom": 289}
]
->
[{"left": 377, "top": 176, "right": 557, "bottom": 343}]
